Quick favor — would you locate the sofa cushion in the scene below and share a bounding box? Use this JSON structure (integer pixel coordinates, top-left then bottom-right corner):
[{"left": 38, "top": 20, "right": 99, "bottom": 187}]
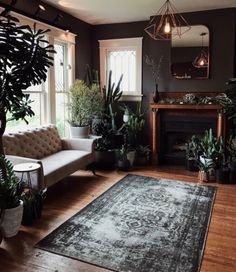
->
[
  {"left": 42, "top": 150, "right": 93, "bottom": 187},
  {"left": 3, "top": 125, "right": 62, "bottom": 159}
]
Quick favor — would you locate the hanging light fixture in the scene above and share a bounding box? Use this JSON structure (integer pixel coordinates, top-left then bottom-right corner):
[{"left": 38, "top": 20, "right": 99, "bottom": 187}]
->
[
  {"left": 144, "top": 0, "right": 191, "bottom": 40},
  {"left": 192, "top": 33, "right": 208, "bottom": 68}
]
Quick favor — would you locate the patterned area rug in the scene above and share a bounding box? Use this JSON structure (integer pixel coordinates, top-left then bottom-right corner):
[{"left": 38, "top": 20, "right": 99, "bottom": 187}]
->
[{"left": 36, "top": 174, "right": 217, "bottom": 272}]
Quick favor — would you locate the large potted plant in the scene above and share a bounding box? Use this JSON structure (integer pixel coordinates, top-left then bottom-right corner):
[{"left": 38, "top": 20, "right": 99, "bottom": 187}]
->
[
  {"left": 0, "top": 11, "right": 54, "bottom": 234},
  {"left": 68, "top": 80, "right": 103, "bottom": 138},
  {"left": 0, "top": 156, "right": 23, "bottom": 237},
  {"left": 94, "top": 71, "right": 123, "bottom": 168}
]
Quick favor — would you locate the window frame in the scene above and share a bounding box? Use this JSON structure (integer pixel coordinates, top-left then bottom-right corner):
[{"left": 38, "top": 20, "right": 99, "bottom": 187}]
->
[
  {"left": 3, "top": 8, "right": 76, "bottom": 135},
  {"left": 99, "top": 37, "right": 143, "bottom": 102}
]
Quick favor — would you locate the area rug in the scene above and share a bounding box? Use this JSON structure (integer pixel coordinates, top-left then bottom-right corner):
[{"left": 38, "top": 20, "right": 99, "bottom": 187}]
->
[{"left": 36, "top": 174, "right": 217, "bottom": 272}]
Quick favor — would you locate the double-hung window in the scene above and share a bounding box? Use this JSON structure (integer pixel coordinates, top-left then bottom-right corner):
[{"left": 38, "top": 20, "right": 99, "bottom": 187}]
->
[
  {"left": 99, "top": 38, "right": 143, "bottom": 101},
  {"left": 5, "top": 10, "right": 76, "bottom": 136}
]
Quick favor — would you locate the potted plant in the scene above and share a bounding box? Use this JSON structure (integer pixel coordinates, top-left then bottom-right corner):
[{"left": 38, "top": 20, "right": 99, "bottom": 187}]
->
[
  {"left": 0, "top": 156, "right": 23, "bottom": 237},
  {"left": 0, "top": 12, "right": 53, "bottom": 235},
  {"left": 117, "top": 145, "right": 130, "bottom": 171},
  {"left": 68, "top": 80, "right": 103, "bottom": 138},
  {"left": 94, "top": 71, "right": 123, "bottom": 168},
  {"left": 227, "top": 136, "right": 236, "bottom": 183},
  {"left": 21, "top": 188, "right": 47, "bottom": 226},
  {"left": 215, "top": 155, "right": 230, "bottom": 184},
  {"left": 119, "top": 104, "right": 145, "bottom": 166},
  {"left": 135, "top": 145, "right": 151, "bottom": 166},
  {"left": 197, "top": 129, "right": 224, "bottom": 181},
  {"left": 185, "top": 135, "right": 200, "bottom": 171},
  {"left": 145, "top": 54, "right": 163, "bottom": 103},
  {"left": 198, "top": 158, "right": 213, "bottom": 183}
]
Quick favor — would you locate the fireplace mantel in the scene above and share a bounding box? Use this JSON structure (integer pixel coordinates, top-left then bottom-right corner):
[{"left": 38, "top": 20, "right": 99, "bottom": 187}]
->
[{"left": 150, "top": 103, "right": 225, "bottom": 165}]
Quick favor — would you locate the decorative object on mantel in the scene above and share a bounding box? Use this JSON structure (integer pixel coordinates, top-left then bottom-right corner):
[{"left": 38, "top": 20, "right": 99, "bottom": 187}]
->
[
  {"left": 158, "top": 93, "right": 232, "bottom": 107},
  {"left": 36, "top": 174, "right": 216, "bottom": 272},
  {"left": 144, "top": 0, "right": 191, "bottom": 40},
  {"left": 145, "top": 54, "right": 163, "bottom": 103},
  {"left": 192, "top": 33, "right": 209, "bottom": 68}
]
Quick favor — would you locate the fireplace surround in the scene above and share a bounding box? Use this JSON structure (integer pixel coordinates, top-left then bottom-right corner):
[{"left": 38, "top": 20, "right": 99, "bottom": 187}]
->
[{"left": 150, "top": 94, "right": 226, "bottom": 166}]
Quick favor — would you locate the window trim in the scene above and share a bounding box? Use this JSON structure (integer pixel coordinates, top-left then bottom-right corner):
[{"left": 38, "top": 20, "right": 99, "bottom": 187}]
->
[{"left": 99, "top": 37, "right": 143, "bottom": 102}]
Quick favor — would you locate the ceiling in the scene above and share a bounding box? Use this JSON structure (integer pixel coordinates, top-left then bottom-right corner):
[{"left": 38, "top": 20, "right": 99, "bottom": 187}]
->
[{"left": 42, "top": 0, "right": 236, "bottom": 25}]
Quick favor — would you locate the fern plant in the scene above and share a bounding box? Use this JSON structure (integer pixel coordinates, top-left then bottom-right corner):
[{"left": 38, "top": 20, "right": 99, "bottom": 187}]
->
[{"left": 0, "top": 156, "right": 23, "bottom": 209}]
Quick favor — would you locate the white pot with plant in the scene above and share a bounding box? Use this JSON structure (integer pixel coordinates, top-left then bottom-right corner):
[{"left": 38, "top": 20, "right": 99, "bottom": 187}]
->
[
  {"left": 197, "top": 129, "right": 224, "bottom": 181},
  {"left": 68, "top": 80, "right": 103, "bottom": 138},
  {"left": 0, "top": 157, "right": 23, "bottom": 238}
]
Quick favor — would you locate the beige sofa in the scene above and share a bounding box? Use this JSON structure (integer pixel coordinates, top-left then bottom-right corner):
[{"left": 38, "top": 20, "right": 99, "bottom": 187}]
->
[{"left": 3, "top": 125, "right": 95, "bottom": 189}]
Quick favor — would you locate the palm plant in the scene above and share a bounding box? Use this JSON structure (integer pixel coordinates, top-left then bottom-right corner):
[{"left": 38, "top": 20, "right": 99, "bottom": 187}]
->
[{"left": 0, "top": 12, "right": 54, "bottom": 178}]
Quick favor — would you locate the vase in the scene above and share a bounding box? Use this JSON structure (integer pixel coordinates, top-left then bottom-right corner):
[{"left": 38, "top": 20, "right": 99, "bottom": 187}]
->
[{"left": 153, "top": 84, "right": 159, "bottom": 103}]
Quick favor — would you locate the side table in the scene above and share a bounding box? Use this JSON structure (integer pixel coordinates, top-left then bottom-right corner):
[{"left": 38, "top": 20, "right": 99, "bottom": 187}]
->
[{"left": 13, "top": 163, "right": 41, "bottom": 188}]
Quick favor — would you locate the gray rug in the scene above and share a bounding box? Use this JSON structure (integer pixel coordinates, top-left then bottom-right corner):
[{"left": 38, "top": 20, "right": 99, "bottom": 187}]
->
[{"left": 36, "top": 174, "right": 217, "bottom": 272}]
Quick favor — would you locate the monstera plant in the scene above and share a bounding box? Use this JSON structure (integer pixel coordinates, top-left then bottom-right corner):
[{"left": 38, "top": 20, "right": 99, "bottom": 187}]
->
[{"left": 0, "top": 11, "right": 54, "bottom": 177}]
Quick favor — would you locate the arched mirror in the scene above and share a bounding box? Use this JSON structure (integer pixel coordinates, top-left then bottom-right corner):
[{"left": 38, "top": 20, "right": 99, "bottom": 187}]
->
[{"left": 171, "top": 25, "right": 210, "bottom": 79}]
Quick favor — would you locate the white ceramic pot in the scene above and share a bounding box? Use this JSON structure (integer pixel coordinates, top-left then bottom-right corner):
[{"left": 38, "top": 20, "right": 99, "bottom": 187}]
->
[
  {"left": 70, "top": 126, "right": 89, "bottom": 138},
  {"left": 127, "top": 151, "right": 136, "bottom": 166},
  {"left": 1, "top": 200, "right": 23, "bottom": 238}
]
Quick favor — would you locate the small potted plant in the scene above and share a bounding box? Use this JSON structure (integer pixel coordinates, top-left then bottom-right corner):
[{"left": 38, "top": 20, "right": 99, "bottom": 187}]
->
[
  {"left": 197, "top": 129, "right": 224, "bottom": 181},
  {"left": 198, "top": 159, "right": 213, "bottom": 183},
  {"left": 21, "top": 188, "right": 47, "bottom": 226},
  {"left": 0, "top": 156, "right": 23, "bottom": 238},
  {"left": 117, "top": 145, "right": 130, "bottom": 171},
  {"left": 68, "top": 80, "right": 103, "bottom": 138},
  {"left": 185, "top": 135, "right": 199, "bottom": 171},
  {"left": 227, "top": 136, "right": 236, "bottom": 183},
  {"left": 135, "top": 145, "right": 151, "bottom": 166},
  {"left": 215, "top": 155, "right": 230, "bottom": 184}
]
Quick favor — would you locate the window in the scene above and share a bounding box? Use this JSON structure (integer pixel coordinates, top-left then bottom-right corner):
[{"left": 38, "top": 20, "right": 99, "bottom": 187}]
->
[
  {"left": 99, "top": 38, "right": 143, "bottom": 101},
  {"left": 54, "top": 42, "right": 69, "bottom": 137},
  {"left": 5, "top": 10, "right": 76, "bottom": 135}
]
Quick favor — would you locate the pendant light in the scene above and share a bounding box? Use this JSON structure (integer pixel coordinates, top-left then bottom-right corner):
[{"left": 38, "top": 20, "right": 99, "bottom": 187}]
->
[
  {"left": 144, "top": 0, "right": 191, "bottom": 40},
  {"left": 192, "top": 33, "right": 208, "bottom": 68}
]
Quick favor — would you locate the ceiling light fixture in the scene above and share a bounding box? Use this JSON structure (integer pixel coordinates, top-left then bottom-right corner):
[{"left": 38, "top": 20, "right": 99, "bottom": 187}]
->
[
  {"left": 192, "top": 33, "right": 208, "bottom": 68},
  {"left": 144, "top": 0, "right": 191, "bottom": 41},
  {"left": 35, "top": 4, "right": 46, "bottom": 16}
]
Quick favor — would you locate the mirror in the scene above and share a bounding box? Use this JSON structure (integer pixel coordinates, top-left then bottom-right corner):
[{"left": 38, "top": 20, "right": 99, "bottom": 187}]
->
[{"left": 171, "top": 25, "right": 209, "bottom": 79}]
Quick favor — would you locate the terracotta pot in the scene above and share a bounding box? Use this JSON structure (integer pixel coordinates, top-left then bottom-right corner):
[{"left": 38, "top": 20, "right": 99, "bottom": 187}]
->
[
  {"left": 1, "top": 200, "right": 23, "bottom": 238},
  {"left": 198, "top": 171, "right": 209, "bottom": 183}
]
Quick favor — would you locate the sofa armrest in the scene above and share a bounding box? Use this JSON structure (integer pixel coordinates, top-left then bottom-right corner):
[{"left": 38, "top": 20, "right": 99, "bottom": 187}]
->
[
  {"left": 61, "top": 138, "right": 95, "bottom": 153},
  {"left": 6, "top": 155, "right": 45, "bottom": 190}
]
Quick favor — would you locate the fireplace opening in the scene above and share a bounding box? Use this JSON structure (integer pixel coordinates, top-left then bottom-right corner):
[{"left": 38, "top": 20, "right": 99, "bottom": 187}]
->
[{"left": 159, "top": 115, "right": 217, "bottom": 165}]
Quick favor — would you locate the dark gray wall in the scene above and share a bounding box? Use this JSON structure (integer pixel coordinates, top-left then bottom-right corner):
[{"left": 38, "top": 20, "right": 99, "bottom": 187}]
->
[
  {"left": 0, "top": 0, "right": 93, "bottom": 79},
  {"left": 92, "top": 9, "right": 236, "bottom": 95}
]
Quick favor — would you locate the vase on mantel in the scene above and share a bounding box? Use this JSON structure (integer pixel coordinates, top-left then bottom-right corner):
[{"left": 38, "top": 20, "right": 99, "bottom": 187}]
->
[{"left": 153, "top": 84, "right": 159, "bottom": 103}]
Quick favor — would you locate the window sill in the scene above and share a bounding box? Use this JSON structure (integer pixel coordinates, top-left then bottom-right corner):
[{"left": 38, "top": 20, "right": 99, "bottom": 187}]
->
[{"left": 120, "top": 94, "right": 143, "bottom": 102}]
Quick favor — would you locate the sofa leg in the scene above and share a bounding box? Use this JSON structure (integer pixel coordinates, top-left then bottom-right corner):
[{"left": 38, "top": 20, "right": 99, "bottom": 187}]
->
[{"left": 87, "top": 162, "right": 96, "bottom": 176}]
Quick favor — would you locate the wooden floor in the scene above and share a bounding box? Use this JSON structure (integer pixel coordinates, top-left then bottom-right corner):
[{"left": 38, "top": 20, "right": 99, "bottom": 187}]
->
[{"left": 0, "top": 166, "right": 236, "bottom": 272}]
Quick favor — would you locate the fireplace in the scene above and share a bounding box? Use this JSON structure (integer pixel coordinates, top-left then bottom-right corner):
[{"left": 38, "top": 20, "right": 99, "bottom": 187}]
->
[
  {"left": 160, "top": 115, "right": 217, "bottom": 165},
  {"left": 150, "top": 100, "right": 225, "bottom": 166}
]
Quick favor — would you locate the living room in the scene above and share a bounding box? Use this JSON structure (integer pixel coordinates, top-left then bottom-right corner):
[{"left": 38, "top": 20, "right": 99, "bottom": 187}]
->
[{"left": 0, "top": 0, "right": 236, "bottom": 271}]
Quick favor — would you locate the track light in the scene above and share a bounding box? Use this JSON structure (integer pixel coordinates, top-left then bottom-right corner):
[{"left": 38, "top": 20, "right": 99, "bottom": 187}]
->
[{"left": 35, "top": 4, "right": 46, "bottom": 16}]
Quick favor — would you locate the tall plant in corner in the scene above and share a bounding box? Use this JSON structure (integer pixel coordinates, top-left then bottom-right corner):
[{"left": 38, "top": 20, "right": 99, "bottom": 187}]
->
[{"left": 0, "top": 11, "right": 54, "bottom": 178}]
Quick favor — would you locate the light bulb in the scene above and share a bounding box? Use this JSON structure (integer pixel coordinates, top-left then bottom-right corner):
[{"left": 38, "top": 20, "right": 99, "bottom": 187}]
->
[
  {"left": 199, "top": 59, "right": 205, "bottom": 66},
  {"left": 164, "top": 19, "right": 171, "bottom": 34}
]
